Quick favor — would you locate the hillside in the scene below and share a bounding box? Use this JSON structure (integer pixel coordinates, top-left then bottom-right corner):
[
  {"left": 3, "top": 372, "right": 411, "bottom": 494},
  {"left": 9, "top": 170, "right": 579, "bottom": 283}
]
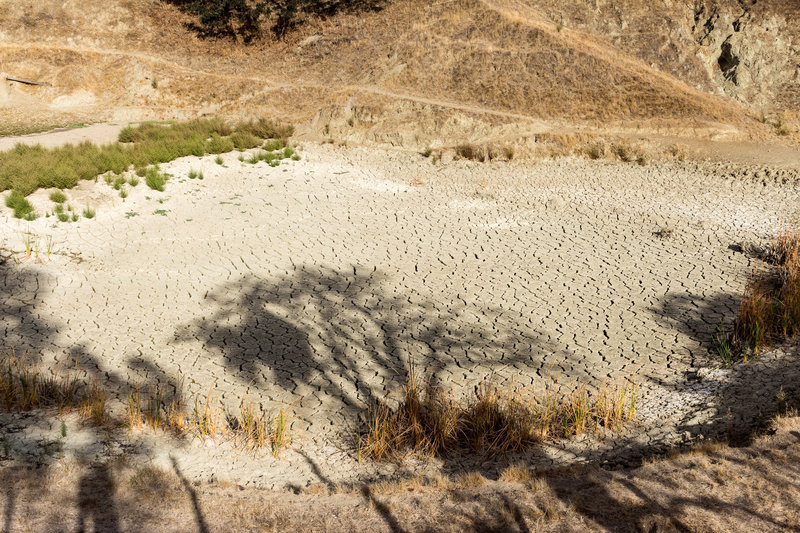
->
[{"left": 0, "top": 0, "right": 798, "bottom": 153}]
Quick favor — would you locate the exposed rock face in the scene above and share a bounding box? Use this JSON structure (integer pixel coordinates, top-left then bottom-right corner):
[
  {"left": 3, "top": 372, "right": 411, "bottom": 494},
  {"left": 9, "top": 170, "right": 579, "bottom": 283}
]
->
[
  {"left": 692, "top": 0, "right": 798, "bottom": 111},
  {"left": 535, "top": 0, "right": 799, "bottom": 113}
]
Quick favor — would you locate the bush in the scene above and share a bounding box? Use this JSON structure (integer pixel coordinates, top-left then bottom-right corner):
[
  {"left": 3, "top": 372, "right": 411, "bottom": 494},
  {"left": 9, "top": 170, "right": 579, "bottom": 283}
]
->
[
  {"left": 145, "top": 167, "right": 169, "bottom": 192},
  {"left": 5, "top": 190, "right": 34, "bottom": 219},
  {"left": 205, "top": 134, "right": 235, "bottom": 154},
  {"left": 231, "top": 131, "right": 261, "bottom": 150},
  {"left": 49, "top": 190, "right": 67, "bottom": 204}
]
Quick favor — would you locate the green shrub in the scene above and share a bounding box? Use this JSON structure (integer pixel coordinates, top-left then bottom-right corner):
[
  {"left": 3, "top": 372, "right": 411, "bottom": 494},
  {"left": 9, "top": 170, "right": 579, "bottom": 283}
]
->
[
  {"left": 145, "top": 167, "right": 168, "bottom": 192},
  {"left": 205, "top": 134, "right": 235, "bottom": 154},
  {"left": 262, "top": 138, "right": 285, "bottom": 151},
  {"left": 231, "top": 131, "right": 261, "bottom": 150},
  {"left": 83, "top": 206, "right": 96, "bottom": 219},
  {"left": 49, "top": 190, "right": 67, "bottom": 204},
  {"left": 5, "top": 190, "right": 35, "bottom": 219}
]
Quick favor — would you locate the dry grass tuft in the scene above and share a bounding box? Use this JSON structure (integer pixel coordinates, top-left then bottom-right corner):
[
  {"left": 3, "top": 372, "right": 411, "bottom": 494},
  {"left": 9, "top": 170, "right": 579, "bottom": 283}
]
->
[
  {"left": 733, "top": 227, "right": 800, "bottom": 354},
  {"left": 499, "top": 463, "right": 533, "bottom": 483},
  {"left": 362, "top": 365, "right": 637, "bottom": 461},
  {"left": 0, "top": 351, "right": 105, "bottom": 421}
]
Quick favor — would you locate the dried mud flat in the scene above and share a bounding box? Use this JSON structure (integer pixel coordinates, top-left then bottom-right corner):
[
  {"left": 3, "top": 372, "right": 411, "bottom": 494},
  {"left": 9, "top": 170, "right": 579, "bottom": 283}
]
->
[{"left": 1, "top": 134, "right": 800, "bottom": 491}]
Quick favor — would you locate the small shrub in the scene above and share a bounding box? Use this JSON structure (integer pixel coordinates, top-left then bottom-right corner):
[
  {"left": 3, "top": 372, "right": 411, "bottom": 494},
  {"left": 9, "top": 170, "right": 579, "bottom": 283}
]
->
[
  {"left": 57, "top": 212, "right": 69, "bottom": 222},
  {"left": 422, "top": 146, "right": 433, "bottom": 158},
  {"left": 585, "top": 144, "right": 605, "bottom": 160},
  {"left": 145, "top": 167, "right": 168, "bottom": 191},
  {"left": 455, "top": 144, "right": 485, "bottom": 162},
  {"left": 5, "top": 190, "right": 34, "bottom": 219},
  {"left": 71, "top": 212, "right": 79, "bottom": 222},
  {"left": 215, "top": 155, "right": 224, "bottom": 165},
  {"left": 263, "top": 138, "right": 285, "bottom": 151},
  {"left": 205, "top": 134, "right": 235, "bottom": 154},
  {"left": 128, "top": 177, "right": 140, "bottom": 187},
  {"left": 612, "top": 144, "right": 633, "bottom": 162},
  {"left": 49, "top": 190, "right": 67, "bottom": 204},
  {"left": 83, "top": 206, "right": 96, "bottom": 219},
  {"left": 503, "top": 146, "right": 515, "bottom": 160},
  {"left": 231, "top": 131, "right": 261, "bottom": 151},
  {"left": 119, "top": 188, "right": 128, "bottom": 199}
]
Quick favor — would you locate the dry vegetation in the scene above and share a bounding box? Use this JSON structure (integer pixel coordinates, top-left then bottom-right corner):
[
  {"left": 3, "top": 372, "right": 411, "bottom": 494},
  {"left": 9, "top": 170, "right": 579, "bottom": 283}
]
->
[
  {"left": 0, "top": 351, "right": 294, "bottom": 455},
  {"left": 732, "top": 228, "right": 800, "bottom": 356},
  {"left": 3, "top": 0, "right": 795, "bottom": 151},
  {"left": 362, "top": 366, "right": 637, "bottom": 460},
  {"left": 2, "top": 414, "right": 799, "bottom": 532}
]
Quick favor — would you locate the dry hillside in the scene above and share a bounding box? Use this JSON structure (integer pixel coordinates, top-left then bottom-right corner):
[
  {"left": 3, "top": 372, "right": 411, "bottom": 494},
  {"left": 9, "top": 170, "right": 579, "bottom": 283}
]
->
[{"left": 0, "top": 0, "right": 798, "bottom": 151}]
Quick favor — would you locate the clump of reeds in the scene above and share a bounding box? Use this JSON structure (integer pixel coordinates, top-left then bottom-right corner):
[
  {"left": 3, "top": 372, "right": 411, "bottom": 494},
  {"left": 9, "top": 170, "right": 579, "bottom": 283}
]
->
[
  {"left": 733, "top": 227, "right": 800, "bottom": 354},
  {"left": 361, "top": 366, "right": 637, "bottom": 461},
  {"left": 0, "top": 351, "right": 105, "bottom": 421}
]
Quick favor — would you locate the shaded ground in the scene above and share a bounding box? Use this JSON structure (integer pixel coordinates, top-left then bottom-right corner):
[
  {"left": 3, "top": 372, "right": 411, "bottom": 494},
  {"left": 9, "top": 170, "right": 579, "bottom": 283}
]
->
[{"left": 2, "top": 415, "right": 799, "bottom": 532}]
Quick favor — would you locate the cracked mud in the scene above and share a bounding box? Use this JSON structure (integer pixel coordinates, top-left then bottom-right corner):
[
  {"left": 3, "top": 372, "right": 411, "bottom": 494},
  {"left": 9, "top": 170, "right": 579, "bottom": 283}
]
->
[{"left": 1, "top": 143, "right": 799, "bottom": 488}]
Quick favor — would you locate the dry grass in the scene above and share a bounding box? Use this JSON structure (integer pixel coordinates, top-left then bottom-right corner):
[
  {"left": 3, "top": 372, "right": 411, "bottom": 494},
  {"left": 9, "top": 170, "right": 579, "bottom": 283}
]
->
[
  {"left": 362, "top": 366, "right": 637, "bottom": 461},
  {"left": 734, "top": 227, "right": 800, "bottom": 353},
  {"left": 0, "top": 349, "right": 294, "bottom": 454},
  {"left": 0, "top": 350, "right": 103, "bottom": 417},
  {"left": 2, "top": 409, "right": 800, "bottom": 532}
]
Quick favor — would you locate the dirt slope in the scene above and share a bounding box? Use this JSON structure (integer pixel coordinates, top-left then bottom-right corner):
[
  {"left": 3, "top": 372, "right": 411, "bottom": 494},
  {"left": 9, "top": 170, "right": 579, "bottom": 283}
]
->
[{"left": 0, "top": 0, "right": 797, "bottom": 150}]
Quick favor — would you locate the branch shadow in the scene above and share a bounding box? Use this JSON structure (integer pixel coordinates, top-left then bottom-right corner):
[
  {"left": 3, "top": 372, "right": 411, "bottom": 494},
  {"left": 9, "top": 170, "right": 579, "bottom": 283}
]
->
[
  {"left": 175, "top": 264, "right": 563, "bottom": 432},
  {"left": 0, "top": 261, "right": 205, "bottom": 532}
]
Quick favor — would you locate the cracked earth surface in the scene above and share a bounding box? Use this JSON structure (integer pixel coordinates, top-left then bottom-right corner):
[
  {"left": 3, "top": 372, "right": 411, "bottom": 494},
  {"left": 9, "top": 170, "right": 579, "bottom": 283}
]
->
[{"left": 1, "top": 141, "right": 799, "bottom": 488}]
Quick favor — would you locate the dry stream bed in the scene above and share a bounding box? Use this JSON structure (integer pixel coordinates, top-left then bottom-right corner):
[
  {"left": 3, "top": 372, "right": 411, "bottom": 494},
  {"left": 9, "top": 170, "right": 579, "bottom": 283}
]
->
[{"left": 1, "top": 138, "right": 799, "bottom": 492}]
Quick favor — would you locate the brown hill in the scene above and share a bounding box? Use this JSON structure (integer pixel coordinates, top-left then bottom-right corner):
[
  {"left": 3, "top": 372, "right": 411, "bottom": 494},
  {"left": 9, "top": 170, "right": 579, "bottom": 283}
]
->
[{"left": 0, "top": 0, "right": 797, "bottom": 151}]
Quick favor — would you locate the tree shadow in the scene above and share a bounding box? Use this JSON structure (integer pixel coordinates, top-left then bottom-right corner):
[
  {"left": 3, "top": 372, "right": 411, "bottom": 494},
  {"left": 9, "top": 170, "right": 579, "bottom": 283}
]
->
[
  {"left": 75, "top": 464, "right": 120, "bottom": 533},
  {"left": 650, "top": 290, "right": 800, "bottom": 445},
  {"left": 176, "top": 265, "right": 563, "bottom": 430},
  {"left": 0, "top": 260, "right": 204, "bottom": 532}
]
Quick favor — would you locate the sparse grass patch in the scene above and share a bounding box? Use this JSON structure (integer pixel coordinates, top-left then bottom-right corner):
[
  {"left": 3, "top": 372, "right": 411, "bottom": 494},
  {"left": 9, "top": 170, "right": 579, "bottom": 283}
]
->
[
  {"left": 361, "top": 366, "right": 637, "bottom": 461},
  {"left": 0, "top": 351, "right": 105, "bottom": 420}
]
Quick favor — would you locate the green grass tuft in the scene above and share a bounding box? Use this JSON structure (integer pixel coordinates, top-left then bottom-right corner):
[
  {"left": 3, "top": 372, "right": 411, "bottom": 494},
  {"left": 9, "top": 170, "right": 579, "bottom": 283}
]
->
[
  {"left": 144, "top": 167, "right": 168, "bottom": 192},
  {"left": 0, "top": 118, "right": 293, "bottom": 197},
  {"left": 5, "top": 190, "right": 35, "bottom": 219},
  {"left": 49, "top": 190, "right": 67, "bottom": 204}
]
